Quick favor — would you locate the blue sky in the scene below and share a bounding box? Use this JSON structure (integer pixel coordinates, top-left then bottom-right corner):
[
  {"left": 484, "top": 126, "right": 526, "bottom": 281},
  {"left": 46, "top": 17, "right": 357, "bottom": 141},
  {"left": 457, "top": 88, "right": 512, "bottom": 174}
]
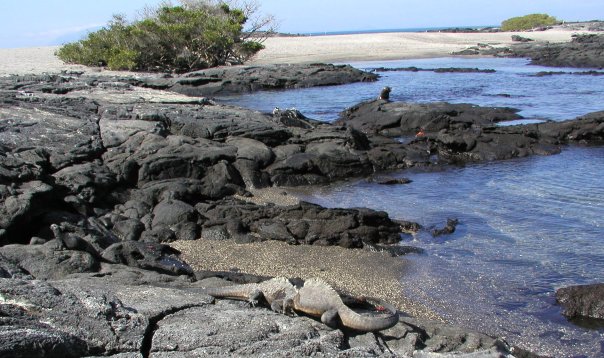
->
[{"left": 1, "top": 0, "right": 602, "bottom": 48}]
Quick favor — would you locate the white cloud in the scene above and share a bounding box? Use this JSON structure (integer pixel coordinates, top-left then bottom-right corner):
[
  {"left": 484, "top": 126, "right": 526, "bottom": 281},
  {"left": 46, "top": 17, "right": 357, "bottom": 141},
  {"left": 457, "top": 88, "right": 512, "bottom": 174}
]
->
[{"left": 21, "top": 23, "right": 105, "bottom": 39}]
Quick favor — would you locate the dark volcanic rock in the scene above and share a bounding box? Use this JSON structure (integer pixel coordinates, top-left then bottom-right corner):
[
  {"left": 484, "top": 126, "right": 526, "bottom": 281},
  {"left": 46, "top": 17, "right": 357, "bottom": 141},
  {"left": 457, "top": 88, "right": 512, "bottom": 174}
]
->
[
  {"left": 510, "top": 34, "right": 604, "bottom": 68},
  {"left": 338, "top": 99, "right": 522, "bottom": 136},
  {"left": 0, "top": 181, "right": 54, "bottom": 244},
  {"left": 456, "top": 34, "right": 604, "bottom": 68},
  {"left": 165, "top": 63, "right": 378, "bottom": 96},
  {"left": 0, "top": 241, "right": 99, "bottom": 279},
  {"left": 336, "top": 99, "right": 604, "bottom": 169},
  {"left": 556, "top": 283, "right": 604, "bottom": 320},
  {"left": 101, "top": 241, "right": 193, "bottom": 276},
  {"left": 511, "top": 35, "right": 534, "bottom": 42},
  {"left": 0, "top": 64, "right": 599, "bottom": 357},
  {"left": 197, "top": 197, "right": 402, "bottom": 248},
  {"left": 431, "top": 218, "right": 460, "bottom": 237},
  {"left": 371, "top": 67, "right": 496, "bottom": 74},
  {"left": 0, "top": 264, "right": 515, "bottom": 357},
  {"left": 0, "top": 96, "right": 102, "bottom": 173}
]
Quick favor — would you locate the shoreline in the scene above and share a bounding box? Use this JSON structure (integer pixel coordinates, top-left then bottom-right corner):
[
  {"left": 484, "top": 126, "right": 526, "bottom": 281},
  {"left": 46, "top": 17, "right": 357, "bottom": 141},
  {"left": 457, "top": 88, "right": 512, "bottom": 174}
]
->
[
  {"left": 1, "top": 29, "right": 602, "bottom": 356},
  {"left": 0, "top": 28, "right": 596, "bottom": 76},
  {"left": 250, "top": 29, "right": 585, "bottom": 64},
  {"left": 1, "top": 30, "right": 598, "bottom": 305}
]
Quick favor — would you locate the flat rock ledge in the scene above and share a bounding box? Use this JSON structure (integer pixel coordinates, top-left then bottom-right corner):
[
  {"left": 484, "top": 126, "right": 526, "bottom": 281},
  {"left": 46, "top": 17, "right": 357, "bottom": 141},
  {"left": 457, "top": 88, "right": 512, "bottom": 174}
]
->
[
  {"left": 0, "top": 259, "right": 517, "bottom": 357},
  {"left": 32, "top": 62, "right": 378, "bottom": 97},
  {"left": 0, "top": 70, "right": 602, "bottom": 357}
]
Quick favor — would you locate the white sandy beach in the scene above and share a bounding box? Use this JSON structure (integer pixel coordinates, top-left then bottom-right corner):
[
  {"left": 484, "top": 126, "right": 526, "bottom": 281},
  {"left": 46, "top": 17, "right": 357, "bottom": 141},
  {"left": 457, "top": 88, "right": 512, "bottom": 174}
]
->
[
  {"left": 249, "top": 30, "right": 582, "bottom": 64},
  {"left": 0, "top": 29, "right": 590, "bottom": 76}
]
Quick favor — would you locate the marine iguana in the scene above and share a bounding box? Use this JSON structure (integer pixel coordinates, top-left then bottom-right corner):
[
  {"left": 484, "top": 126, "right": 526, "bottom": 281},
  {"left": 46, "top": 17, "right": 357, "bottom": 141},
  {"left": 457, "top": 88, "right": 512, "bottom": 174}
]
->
[
  {"left": 206, "top": 277, "right": 399, "bottom": 332},
  {"left": 284, "top": 277, "right": 399, "bottom": 332},
  {"left": 205, "top": 277, "right": 297, "bottom": 313}
]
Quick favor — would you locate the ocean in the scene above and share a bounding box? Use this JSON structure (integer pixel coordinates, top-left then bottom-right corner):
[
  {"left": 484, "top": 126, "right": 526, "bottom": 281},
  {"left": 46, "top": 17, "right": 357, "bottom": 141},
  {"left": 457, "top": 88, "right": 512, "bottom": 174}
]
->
[
  {"left": 302, "top": 26, "right": 497, "bottom": 36},
  {"left": 217, "top": 57, "right": 604, "bottom": 357}
]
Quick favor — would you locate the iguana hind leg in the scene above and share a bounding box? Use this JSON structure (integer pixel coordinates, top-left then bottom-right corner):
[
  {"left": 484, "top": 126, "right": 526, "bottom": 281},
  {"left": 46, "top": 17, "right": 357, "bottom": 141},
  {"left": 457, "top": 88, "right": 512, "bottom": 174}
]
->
[
  {"left": 247, "top": 289, "right": 263, "bottom": 307},
  {"left": 320, "top": 309, "right": 340, "bottom": 329}
]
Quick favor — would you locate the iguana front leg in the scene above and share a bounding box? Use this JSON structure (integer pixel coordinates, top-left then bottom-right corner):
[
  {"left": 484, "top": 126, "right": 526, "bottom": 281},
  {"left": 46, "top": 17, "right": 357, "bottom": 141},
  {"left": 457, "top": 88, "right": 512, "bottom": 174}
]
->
[{"left": 277, "top": 297, "right": 297, "bottom": 316}]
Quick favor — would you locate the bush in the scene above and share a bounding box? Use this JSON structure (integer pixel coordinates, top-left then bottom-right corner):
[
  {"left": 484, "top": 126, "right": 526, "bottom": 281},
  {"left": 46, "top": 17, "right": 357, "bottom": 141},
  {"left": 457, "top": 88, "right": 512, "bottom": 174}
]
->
[
  {"left": 501, "top": 14, "right": 559, "bottom": 31},
  {"left": 56, "top": 1, "right": 273, "bottom": 72}
]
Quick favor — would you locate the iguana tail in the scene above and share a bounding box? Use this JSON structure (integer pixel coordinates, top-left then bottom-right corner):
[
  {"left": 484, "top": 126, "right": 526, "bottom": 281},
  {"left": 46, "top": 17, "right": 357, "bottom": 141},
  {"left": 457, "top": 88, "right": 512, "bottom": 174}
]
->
[{"left": 337, "top": 299, "right": 399, "bottom": 332}]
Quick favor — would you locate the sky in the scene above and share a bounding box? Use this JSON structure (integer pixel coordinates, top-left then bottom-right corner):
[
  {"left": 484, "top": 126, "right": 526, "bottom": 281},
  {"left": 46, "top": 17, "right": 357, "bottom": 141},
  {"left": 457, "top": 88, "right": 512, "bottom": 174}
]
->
[{"left": 0, "top": 0, "right": 602, "bottom": 48}]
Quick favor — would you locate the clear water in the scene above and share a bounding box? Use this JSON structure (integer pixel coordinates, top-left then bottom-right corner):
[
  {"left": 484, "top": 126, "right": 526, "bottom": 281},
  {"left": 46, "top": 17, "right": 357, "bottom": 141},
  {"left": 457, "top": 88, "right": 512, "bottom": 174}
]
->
[
  {"left": 218, "top": 58, "right": 604, "bottom": 357},
  {"left": 218, "top": 57, "right": 604, "bottom": 122}
]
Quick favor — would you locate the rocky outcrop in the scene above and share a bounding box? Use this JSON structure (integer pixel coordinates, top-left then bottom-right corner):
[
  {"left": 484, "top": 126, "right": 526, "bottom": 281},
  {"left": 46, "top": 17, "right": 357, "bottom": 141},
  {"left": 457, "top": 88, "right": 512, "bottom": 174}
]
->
[
  {"left": 337, "top": 99, "right": 604, "bottom": 169},
  {"left": 0, "top": 69, "right": 601, "bottom": 357},
  {"left": 454, "top": 34, "right": 604, "bottom": 69},
  {"left": 556, "top": 283, "right": 604, "bottom": 320},
  {"left": 2, "top": 74, "right": 604, "bottom": 250},
  {"left": 196, "top": 198, "right": 402, "bottom": 248},
  {"left": 164, "top": 63, "right": 379, "bottom": 96},
  {"left": 509, "top": 34, "right": 604, "bottom": 68}
]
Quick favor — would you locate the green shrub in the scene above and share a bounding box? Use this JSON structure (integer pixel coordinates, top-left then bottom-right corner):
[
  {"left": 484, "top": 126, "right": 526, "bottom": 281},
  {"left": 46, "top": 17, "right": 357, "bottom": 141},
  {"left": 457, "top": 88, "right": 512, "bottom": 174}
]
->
[
  {"left": 56, "top": 1, "right": 270, "bottom": 72},
  {"left": 501, "top": 13, "right": 559, "bottom": 31}
]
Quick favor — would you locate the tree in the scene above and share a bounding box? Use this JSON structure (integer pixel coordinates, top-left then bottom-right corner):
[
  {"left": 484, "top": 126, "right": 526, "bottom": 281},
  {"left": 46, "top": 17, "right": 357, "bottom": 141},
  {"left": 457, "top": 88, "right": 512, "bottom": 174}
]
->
[
  {"left": 501, "top": 14, "right": 559, "bottom": 32},
  {"left": 56, "top": 0, "right": 276, "bottom": 72}
]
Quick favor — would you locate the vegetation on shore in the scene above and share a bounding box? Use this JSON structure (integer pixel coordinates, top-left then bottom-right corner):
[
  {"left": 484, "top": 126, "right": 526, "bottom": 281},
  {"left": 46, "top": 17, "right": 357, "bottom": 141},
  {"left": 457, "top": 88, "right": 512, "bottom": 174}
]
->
[
  {"left": 501, "top": 13, "right": 559, "bottom": 31},
  {"left": 56, "top": 0, "right": 275, "bottom": 72}
]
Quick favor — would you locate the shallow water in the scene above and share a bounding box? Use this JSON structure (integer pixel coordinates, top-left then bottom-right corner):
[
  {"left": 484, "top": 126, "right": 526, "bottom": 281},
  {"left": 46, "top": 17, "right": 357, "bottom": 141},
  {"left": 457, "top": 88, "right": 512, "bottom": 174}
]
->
[
  {"left": 219, "top": 58, "right": 604, "bottom": 356},
  {"left": 218, "top": 57, "right": 604, "bottom": 122},
  {"left": 292, "top": 147, "right": 604, "bottom": 356}
]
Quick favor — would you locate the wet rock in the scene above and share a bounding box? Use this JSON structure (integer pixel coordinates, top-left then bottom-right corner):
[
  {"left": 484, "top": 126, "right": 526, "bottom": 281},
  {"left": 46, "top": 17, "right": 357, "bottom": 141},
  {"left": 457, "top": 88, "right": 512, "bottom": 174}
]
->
[
  {"left": 371, "top": 67, "right": 496, "bottom": 74},
  {"left": 376, "top": 177, "right": 412, "bottom": 185},
  {"left": 431, "top": 218, "right": 460, "bottom": 237},
  {"left": 272, "top": 107, "right": 323, "bottom": 129},
  {"left": 556, "top": 283, "right": 604, "bottom": 320}
]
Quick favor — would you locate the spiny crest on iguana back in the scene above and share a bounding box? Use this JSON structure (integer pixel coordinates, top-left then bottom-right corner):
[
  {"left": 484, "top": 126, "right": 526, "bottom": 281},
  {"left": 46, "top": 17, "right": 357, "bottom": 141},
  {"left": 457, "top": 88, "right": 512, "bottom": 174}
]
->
[
  {"left": 300, "top": 278, "right": 341, "bottom": 300},
  {"left": 294, "top": 277, "right": 344, "bottom": 317},
  {"left": 259, "top": 277, "right": 297, "bottom": 300}
]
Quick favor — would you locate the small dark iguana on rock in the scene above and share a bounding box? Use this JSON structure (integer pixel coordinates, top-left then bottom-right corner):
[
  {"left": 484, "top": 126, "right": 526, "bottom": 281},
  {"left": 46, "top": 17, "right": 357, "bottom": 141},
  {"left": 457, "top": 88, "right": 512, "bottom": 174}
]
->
[{"left": 206, "top": 277, "right": 399, "bottom": 332}]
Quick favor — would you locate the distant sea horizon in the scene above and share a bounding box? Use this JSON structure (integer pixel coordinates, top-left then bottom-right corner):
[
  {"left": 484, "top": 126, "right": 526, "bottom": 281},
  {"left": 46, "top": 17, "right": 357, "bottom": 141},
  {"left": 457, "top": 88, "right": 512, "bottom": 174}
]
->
[{"left": 298, "top": 26, "right": 498, "bottom": 36}]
